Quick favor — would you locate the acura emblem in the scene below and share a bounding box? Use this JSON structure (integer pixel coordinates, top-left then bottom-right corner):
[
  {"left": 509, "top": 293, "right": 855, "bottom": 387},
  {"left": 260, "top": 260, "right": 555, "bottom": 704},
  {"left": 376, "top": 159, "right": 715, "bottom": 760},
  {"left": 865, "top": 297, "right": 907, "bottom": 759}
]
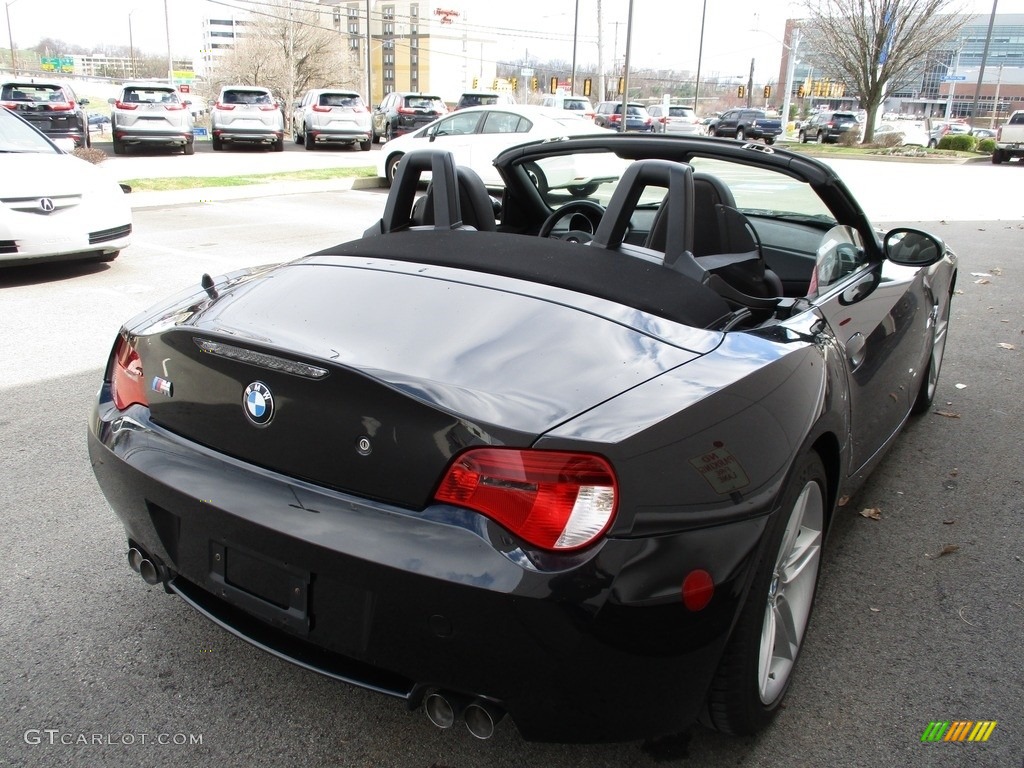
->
[
  {"left": 243, "top": 381, "right": 275, "bottom": 426},
  {"left": 39, "top": 198, "right": 55, "bottom": 213}
]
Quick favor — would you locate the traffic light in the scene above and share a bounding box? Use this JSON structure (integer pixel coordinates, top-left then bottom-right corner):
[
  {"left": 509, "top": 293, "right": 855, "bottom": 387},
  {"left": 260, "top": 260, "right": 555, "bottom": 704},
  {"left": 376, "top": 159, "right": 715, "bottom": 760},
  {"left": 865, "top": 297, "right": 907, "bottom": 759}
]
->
[
  {"left": 492, "top": 79, "right": 498, "bottom": 90},
  {"left": 531, "top": 77, "right": 538, "bottom": 93},
  {"left": 763, "top": 85, "right": 771, "bottom": 99},
  {"left": 472, "top": 77, "right": 478, "bottom": 89},
  {"left": 550, "top": 76, "right": 558, "bottom": 95},
  {"left": 797, "top": 84, "right": 805, "bottom": 98},
  {"left": 617, "top": 77, "right": 624, "bottom": 95},
  {"left": 737, "top": 85, "right": 745, "bottom": 99},
  {"left": 511, "top": 77, "right": 518, "bottom": 92},
  {"left": 583, "top": 78, "right": 592, "bottom": 97}
]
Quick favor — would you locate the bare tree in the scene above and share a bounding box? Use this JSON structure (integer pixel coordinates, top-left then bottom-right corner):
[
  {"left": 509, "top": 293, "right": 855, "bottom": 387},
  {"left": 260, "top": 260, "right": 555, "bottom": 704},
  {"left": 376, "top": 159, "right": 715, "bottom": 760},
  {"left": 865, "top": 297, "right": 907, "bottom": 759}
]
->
[
  {"left": 209, "top": 0, "right": 361, "bottom": 121},
  {"left": 801, "top": 0, "right": 969, "bottom": 141}
]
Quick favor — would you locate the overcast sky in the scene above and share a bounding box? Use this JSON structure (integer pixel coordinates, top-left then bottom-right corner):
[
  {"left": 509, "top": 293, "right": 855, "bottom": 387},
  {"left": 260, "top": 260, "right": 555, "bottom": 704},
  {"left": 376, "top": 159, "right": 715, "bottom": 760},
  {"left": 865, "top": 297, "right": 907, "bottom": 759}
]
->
[{"left": 7, "top": 0, "right": 1024, "bottom": 83}]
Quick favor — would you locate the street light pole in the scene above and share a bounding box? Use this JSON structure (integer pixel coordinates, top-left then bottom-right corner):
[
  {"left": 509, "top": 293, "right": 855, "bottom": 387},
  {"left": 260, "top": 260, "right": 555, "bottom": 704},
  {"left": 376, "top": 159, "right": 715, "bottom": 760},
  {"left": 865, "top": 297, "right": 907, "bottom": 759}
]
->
[
  {"left": 570, "top": 0, "right": 579, "bottom": 95},
  {"left": 128, "top": 10, "right": 136, "bottom": 79},
  {"left": 4, "top": 0, "right": 19, "bottom": 76},
  {"left": 163, "top": 0, "right": 173, "bottom": 84},
  {"left": 780, "top": 25, "right": 801, "bottom": 134},
  {"left": 693, "top": 0, "right": 706, "bottom": 112}
]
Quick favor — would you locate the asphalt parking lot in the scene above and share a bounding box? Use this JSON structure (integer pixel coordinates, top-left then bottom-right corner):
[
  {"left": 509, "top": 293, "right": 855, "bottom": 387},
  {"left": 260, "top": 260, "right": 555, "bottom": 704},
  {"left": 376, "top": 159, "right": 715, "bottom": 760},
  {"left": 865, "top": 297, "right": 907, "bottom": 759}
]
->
[{"left": 0, "top": 153, "right": 1021, "bottom": 768}]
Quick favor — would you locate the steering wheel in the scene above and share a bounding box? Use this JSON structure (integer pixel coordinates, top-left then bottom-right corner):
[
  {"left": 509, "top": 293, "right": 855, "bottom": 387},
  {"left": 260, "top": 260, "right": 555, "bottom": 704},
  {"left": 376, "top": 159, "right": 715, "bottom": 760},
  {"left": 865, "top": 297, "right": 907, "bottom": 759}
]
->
[{"left": 538, "top": 200, "right": 606, "bottom": 244}]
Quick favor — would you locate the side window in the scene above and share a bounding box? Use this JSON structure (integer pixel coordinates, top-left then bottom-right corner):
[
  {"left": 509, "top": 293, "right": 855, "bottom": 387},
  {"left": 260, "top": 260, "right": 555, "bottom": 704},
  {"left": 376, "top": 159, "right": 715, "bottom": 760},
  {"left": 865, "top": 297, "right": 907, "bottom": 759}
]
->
[{"left": 480, "top": 112, "right": 525, "bottom": 134}]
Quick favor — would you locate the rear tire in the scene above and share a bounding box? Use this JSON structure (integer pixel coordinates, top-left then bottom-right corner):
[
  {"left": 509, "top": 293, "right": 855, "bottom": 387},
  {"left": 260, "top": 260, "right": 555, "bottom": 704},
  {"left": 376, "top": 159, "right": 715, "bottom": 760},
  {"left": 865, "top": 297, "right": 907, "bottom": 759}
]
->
[
  {"left": 764, "top": 137, "right": 775, "bottom": 145},
  {"left": 705, "top": 450, "right": 827, "bottom": 736},
  {"left": 304, "top": 131, "right": 315, "bottom": 150},
  {"left": 816, "top": 132, "right": 825, "bottom": 144},
  {"left": 359, "top": 138, "right": 371, "bottom": 151},
  {"left": 183, "top": 140, "right": 195, "bottom": 156},
  {"left": 912, "top": 287, "right": 953, "bottom": 414},
  {"left": 273, "top": 135, "right": 285, "bottom": 152},
  {"left": 112, "top": 136, "right": 125, "bottom": 155},
  {"left": 211, "top": 135, "right": 223, "bottom": 151},
  {"left": 735, "top": 128, "right": 745, "bottom": 141},
  {"left": 991, "top": 149, "right": 1004, "bottom": 164}
]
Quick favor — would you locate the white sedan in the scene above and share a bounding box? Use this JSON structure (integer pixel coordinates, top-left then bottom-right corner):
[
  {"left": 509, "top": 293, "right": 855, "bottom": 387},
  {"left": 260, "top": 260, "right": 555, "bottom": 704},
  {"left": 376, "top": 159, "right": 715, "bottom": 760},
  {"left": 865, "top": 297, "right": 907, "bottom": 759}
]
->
[
  {"left": 376, "top": 105, "right": 610, "bottom": 192},
  {"left": 874, "top": 120, "right": 930, "bottom": 147},
  {"left": 1, "top": 106, "right": 131, "bottom": 268}
]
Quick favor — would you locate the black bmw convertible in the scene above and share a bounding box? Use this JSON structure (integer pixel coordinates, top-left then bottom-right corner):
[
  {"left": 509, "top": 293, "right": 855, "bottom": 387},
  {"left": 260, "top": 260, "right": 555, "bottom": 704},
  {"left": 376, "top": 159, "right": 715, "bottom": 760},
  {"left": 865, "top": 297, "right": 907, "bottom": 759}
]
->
[{"left": 88, "top": 134, "right": 957, "bottom": 743}]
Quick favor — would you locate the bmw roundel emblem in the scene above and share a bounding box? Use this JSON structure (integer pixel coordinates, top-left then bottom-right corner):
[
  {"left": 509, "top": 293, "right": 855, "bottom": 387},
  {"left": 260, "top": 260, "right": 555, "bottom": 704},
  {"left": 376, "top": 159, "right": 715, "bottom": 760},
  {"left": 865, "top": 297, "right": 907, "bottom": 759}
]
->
[{"left": 243, "top": 381, "right": 274, "bottom": 426}]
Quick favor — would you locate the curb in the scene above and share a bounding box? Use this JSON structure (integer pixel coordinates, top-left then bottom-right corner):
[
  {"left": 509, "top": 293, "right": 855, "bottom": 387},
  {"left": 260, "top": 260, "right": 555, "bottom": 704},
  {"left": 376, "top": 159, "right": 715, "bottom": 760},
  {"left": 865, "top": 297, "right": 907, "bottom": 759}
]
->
[{"left": 125, "top": 175, "right": 385, "bottom": 210}]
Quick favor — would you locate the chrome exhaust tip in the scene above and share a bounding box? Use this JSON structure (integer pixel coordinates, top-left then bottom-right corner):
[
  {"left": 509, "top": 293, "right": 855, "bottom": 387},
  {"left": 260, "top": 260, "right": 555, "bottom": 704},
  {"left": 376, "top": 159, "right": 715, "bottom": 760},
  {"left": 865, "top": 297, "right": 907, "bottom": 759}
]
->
[
  {"left": 464, "top": 699, "right": 504, "bottom": 740},
  {"left": 139, "top": 558, "right": 162, "bottom": 585},
  {"left": 127, "top": 547, "right": 144, "bottom": 573},
  {"left": 424, "top": 691, "right": 475, "bottom": 730}
]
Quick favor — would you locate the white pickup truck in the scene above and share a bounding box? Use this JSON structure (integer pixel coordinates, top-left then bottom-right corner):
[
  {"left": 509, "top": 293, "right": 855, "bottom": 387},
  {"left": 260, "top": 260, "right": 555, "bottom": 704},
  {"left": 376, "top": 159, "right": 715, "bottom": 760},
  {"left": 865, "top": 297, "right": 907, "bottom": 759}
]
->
[{"left": 992, "top": 111, "right": 1024, "bottom": 164}]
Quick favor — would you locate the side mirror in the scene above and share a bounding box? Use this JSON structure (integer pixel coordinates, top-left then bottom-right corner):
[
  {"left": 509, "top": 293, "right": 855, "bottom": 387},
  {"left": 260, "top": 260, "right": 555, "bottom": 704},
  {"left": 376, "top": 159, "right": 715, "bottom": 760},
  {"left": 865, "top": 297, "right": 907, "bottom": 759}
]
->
[
  {"left": 80, "top": 97, "right": 90, "bottom": 106},
  {"left": 108, "top": 97, "right": 116, "bottom": 105},
  {"left": 884, "top": 228, "right": 945, "bottom": 267}
]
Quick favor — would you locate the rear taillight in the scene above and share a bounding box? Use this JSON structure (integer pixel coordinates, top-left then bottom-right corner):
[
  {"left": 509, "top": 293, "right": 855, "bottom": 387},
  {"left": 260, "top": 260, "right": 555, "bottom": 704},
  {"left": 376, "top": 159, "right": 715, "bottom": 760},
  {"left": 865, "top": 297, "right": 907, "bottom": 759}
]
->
[
  {"left": 49, "top": 100, "right": 75, "bottom": 111},
  {"left": 111, "top": 335, "right": 148, "bottom": 411},
  {"left": 0, "top": 100, "right": 19, "bottom": 109},
  {"left": 397, "top": 107, "right": 416, "bottom": 114},
  {"left": 115, "top": 100, "right": 139, "bottom": 110},
  {"left": 434, "top": 448, "right": 618, "bottom": 551},
  {"left": 658, "top": 117, "right": 668, "bottom": 124},
  {"left": 258, "top": 104, "right": 278, "bottom": 112},
  {"left": 215, "top": 102, "right": 235, "bottom": 111},
  {"left": 312, "top": 104, "right": 332, "bottom": 112},
  {"left": 609, "top": 114, "right": 621, "bottom": 122},
  {"left": 163, "top": 102, "right": 186, "bottom": 111}
]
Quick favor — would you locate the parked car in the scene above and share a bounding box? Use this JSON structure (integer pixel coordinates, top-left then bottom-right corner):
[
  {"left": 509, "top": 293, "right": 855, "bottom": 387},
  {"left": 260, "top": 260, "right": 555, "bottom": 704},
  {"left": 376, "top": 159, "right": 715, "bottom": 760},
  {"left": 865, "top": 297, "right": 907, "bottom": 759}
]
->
[
  {"left": 927, "top": 120, "right": 970, "bottom": 148},
  {"left": 593, "top": 100, "right": 654, "bottom": 132},
  {"left": 88, "top": 113, "right": 110, "bottom": 131},
  {"left": 872, "top": 120, "right": 929, "bottom": 147},
  {"left": 109, "top": 82, "right": 195, "bottom": 155},
  {"left": 970, "top": 127, "right": 997, "bottom": 140},
  {"left": 211, "top": 86, "right": 285, "bottom": 152},
  {"left": 375, "top": 104, "right": 608, "bottom": 189},
  {"left": 0, "top": 106, "right": 130, "bottom": 267},
  {"left": 798, "top": 111, "right": 860, "bottom": 144},
  {"left": 372, "top": 92, "right": 447, "bottom": 142},
  {"left": 454, "top": 91, "right": 516, "bottom": 110},
  {"left": 539, "top": 94, "right": 595, "bottom": 121},
  {"left": 0, "top": 79, "right": 90, "bottom": 148},
  {"left": 292, "top": 89, "right": 372, "bottom": 151},
  {"left": 713, "top": 109, "right": 782, "bottom": 144},
  {"left": 89, "top": 133, "right": 956, "bottom": 744},
  {"left": 648, "top": 104, "right": 704, "bottom": 135}
]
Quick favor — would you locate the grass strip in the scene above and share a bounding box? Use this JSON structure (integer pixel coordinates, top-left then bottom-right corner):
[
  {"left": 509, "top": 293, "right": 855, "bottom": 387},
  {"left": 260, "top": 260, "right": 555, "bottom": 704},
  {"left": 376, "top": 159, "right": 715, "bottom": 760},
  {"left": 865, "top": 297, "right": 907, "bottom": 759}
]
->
[{"left": 122, "top": 166, "right": 376, "bottom": 192}]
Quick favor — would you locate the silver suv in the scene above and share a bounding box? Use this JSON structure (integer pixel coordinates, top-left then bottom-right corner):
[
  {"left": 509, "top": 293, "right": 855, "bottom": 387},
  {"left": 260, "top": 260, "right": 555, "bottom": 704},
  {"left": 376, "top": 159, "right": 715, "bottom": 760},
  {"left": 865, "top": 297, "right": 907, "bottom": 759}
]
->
[
  {"left": 109, "top": 82, "right": 195, "bottom": 155},
  {"left": 292, "top": 89, "right": 372, "bottom": 151},
  {"left": 211, "top": 86, "right": 284, "bottom": 152}
]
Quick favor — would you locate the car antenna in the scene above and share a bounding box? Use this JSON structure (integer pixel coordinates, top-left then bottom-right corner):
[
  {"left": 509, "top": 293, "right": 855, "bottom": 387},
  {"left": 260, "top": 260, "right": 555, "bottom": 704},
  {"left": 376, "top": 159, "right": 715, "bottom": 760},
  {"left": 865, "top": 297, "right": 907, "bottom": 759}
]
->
[{"left": 201, "top": 273, "right": 218, "bottom": 299}]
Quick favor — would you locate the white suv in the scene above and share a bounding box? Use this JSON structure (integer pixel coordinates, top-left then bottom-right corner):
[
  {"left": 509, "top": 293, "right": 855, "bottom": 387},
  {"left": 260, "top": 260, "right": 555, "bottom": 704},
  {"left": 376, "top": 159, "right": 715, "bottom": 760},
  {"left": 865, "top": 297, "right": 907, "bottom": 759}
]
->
[
  {"left": 292, "top": 89, "right": 372, "bottom": 151},
  {"left": 211, "top": 86, "right": 284, "bottom": 152},
  {"left": 110, "top": 82, "right": 195, "bottom": 155},
  {"left": 540, "top": 94, "right": 595, "bottom": 121}
]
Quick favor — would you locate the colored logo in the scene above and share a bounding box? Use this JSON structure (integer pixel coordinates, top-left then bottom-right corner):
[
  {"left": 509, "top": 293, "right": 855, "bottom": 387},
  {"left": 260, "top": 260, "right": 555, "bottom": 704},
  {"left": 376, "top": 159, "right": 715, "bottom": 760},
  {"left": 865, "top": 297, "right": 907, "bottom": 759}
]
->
[
  {"left": 921, "top": 721, "right": 997, "bottom": 742},
  {"left": 150, "top": 376, "right": 173, "bottom": 397},
  {"left": 243, "top": 381, "right": 274, "bottom": 426}
]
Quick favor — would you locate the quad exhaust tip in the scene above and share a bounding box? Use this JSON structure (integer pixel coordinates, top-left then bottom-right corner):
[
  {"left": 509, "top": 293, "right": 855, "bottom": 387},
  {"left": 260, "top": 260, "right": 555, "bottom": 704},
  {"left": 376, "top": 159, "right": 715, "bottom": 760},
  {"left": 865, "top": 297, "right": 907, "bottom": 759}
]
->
[{"left": 424, "top": 692, "right": 504, "bottom": 739}]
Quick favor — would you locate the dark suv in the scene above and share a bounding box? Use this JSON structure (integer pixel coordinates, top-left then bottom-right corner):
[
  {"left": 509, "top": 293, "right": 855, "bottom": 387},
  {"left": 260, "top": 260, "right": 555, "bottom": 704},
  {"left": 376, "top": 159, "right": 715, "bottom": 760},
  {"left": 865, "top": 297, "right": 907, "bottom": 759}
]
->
[
  {"left": 593, "top": 101, "right": 653, "bottom": 132},
  {"left": 0, "top": 79, "right": 90, "bottom": 148},
  {"left": 372, "top": 92, "right": 447, "bottom": 142},
  {"left": 799, "top": 111, "right": 860, "bottom": 144}
]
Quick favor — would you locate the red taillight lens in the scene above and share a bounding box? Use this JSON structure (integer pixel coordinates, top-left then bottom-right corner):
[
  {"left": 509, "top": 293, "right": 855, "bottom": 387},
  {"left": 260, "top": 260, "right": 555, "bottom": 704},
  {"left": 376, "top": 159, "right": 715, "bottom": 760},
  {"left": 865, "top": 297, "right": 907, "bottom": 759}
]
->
[
  {"left": 397, "top": 107, "right": 416, "bottom": 114},
  {"left": 434, "top": 448, "right": 617, "bottom": 551},
  {"left": 609, "top": 114, "right": 621, "bottom": 122},
  {"left": 49, "top": 100, "right": 75, "bottom": 111},
  {"left": 312, "top": 104, "right": 332, "bottom": 112},
  {"left": 163, "top": 102, "right": 186, "bottom": 111},
  {"left": 215, "top": 102, "right": 235, "bottom": 111},
  {"left": 658, "top": 117, "right": 668, "bottom": 124},
  {"left": 115, "top": 100, "right": 139, "bottom": 110},
  {"left": 258, "top": 104, "right": 278, "bottom": 111},
  {"left": 111, "top": 335, "right": 148, "bottom": 411}
]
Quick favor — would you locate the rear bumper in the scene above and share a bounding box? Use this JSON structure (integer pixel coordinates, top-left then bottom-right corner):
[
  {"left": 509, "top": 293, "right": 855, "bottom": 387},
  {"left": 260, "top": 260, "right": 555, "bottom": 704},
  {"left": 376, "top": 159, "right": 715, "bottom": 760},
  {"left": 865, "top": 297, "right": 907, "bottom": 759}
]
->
[
  {"left": 88, "top": 391, "right": 767, "bottom": 742},
  {"left": 309, "top": 129, "right": 371, "bottom": 144},
  {"left": 116, "top": 130, "right": 193, "bottom": 147},
  {"left": 213, "top": 128, "right": 283, "bottom": 143}
]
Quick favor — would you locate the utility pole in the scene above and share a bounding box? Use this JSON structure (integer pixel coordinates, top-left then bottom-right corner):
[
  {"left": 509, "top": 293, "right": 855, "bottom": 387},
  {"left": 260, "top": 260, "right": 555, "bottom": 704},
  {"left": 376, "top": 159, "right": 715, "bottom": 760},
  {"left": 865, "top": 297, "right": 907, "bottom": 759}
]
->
[
  {"left": 164, "top": 0, "right": 173, "bottom": 84},
  {"left": 365, "top": 0, "right": 372, "bottom": 105},
  {"left": 747, "top": 58, "right": 754, "bottom": 108},
  {"left": 597, "top": 0, "right": 604, "bottom": 104},
  {"left": 5, "top": 0, "right": 19, "bottom": 76}
]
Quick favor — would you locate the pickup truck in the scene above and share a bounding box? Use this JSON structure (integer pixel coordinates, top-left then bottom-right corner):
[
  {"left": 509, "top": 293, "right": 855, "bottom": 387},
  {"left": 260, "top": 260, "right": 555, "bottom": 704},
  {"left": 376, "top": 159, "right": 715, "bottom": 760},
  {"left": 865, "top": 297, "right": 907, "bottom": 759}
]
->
[
  {"left": 713, "top": 109, "right": 783, "bottom": 144},
  {"left": 992, "top": 111, "right": 1024, "bottom": 164}
]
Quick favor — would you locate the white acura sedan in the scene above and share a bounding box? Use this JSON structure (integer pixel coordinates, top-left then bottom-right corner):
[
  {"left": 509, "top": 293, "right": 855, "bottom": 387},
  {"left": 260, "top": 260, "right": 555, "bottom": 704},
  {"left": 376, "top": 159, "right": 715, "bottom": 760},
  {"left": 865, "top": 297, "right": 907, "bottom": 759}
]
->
[{"left": 1, "top": 106, "right": 131, "bottom": 268}]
